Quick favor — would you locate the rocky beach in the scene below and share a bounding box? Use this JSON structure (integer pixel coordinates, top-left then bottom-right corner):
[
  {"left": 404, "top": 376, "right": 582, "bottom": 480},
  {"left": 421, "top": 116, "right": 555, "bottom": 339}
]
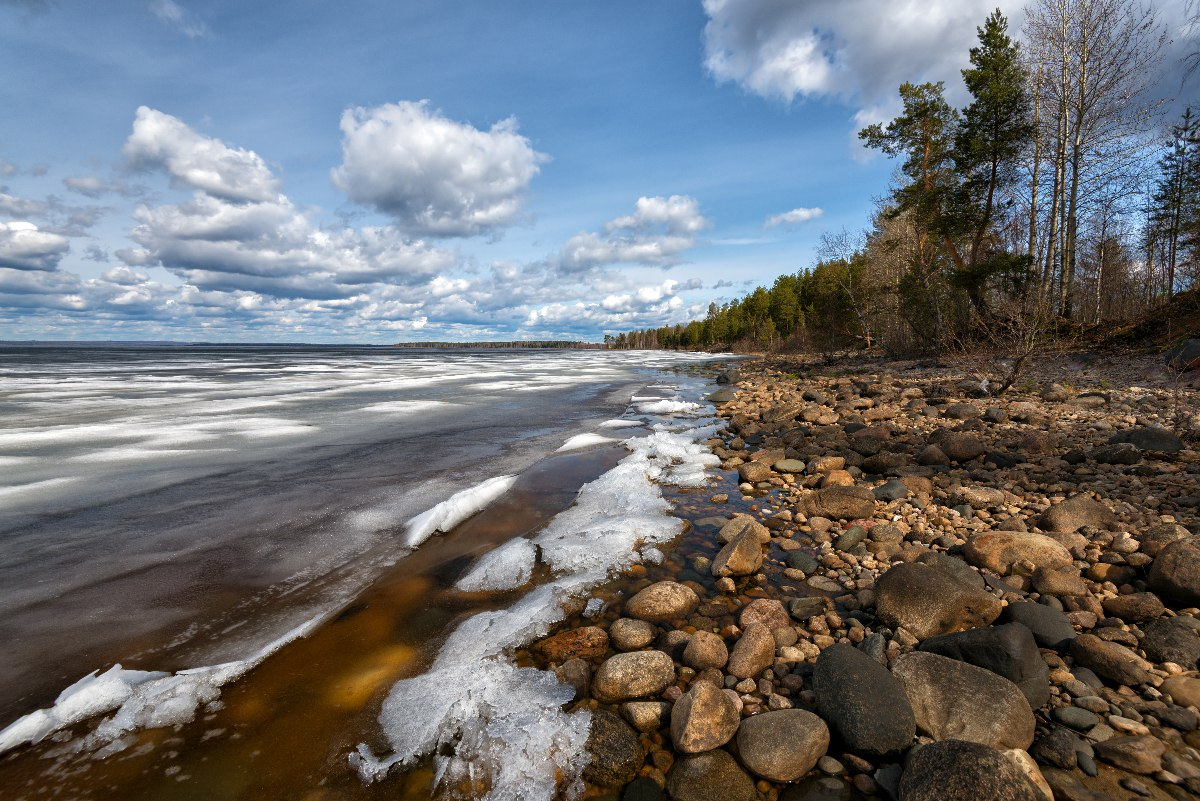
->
[{"left": 526, "top": 352, "right": 1200, "bottom": 801}]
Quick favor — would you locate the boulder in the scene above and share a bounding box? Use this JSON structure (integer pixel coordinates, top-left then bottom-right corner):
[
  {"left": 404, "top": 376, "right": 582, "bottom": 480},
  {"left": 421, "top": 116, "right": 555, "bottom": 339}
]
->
[
  {"left": 1030, "top": 566, "right": 1087, "bottom": 597},
  {"left": 940, "top": 433, "right": 986, "bottom": 463},
  {"left": 626, "top": 581, "right": 700, "bottom": 623},
  {"left": 1109, "top": 427, "right": 1185, "bottom": 455},
  {"left": 813, "top": 643, "right": 916, "bottom": 756},
  {"left": 1162, "top": 675, "right": 1200, "bottom": 709},
  {"left": 610, "top": 618, "right": 658, "bottom": 651},
  {"left": 592, "top": 651, "right": 676, "bottom": 703},
  {"left": 533, "top": 626, "right": 609, "bottom": 663},
  {"left": 735, "top": 709, "right": 829, "bottom": 782},
  {"left": 918, "top": 623, "right": 1051, "bottom": 710},
  {"left": 726, "top": 623, "right": 774, "bottom": 679},
  {"left": 999, "top": 602, "right": 1076, "bottom": 651},
  {"left": 874, "top": 562, "right": 1002, "bottom": 641},
  {"left": 774, "top": 458, "right": 807, "bottom": 474},
  {"left": 898, "top": 740, "right": 1041, "bottom": 801},
  {"left": 708, "top": 388, "right": 738, "bottom": 404},
  {"left": 1093, "top": 735, "right": 1167, "bottom": 774},
  {"left": 622, "top": 701, "right": 670, "bottom": 733},
  {"left": 1148, "top": 537, "right": 1200, "bottom": 607},
  {"left": 1100, "top": 592, "right": 1164, "bottom": 625},
  {"left": 1069, "top": 634, "right": 1153, "bottom": 687},
  {"left": 711, "top": 530, "right": 763, "bottom": 577},
  {"left": 1038, "top": 494, "right": 1115, "bottom": 534},
  {"left": 1141, "top": 617, "right": 1200, "bottom": 667},
  {"left": 913, "top": 552, "right": 985, "bottom": 589},
  {"left": 892, "top": 652, "right": 1036, "bottom": 750},
  {"left": 963, "top": 531, "right": 1073, "bottom": 576},
  {"left": 738, "top": 598, "right": 790, "bottom": 630},
  {"left": 717, "top": 516, "right": 771, "bottom": 545},
  {"left": 736, "top": 461, "right": 772, "bottom": 483},
  {"left": 797, "top": 485, "right": 876, "bottom": 520},
  {"left": 584, "top": 710, "right": 643, "bottom": 787},
  {"left": 666, "top": 750, "right": 757, "bottom": 801},
  {"left": 682, "top": 630, "right": 729, "bottom": 671},
  {"left": 670, "top": 679, "right": 741, "bottom": 753}
]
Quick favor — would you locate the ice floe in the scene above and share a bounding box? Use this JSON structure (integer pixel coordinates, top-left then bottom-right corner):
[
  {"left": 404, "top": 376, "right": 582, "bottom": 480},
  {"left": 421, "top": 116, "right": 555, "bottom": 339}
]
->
[
  {"left": 555, "top": 433, "right": 618, "bottom": 452},
  {"left": 403, "top": 475, "right": 519, "bottom": 548}
]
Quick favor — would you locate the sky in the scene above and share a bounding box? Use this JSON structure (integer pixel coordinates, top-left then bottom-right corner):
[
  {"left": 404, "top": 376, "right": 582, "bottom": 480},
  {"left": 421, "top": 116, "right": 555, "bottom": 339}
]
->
[{"left": 0, "top": 0, "right": 1194, "bottom": 343}]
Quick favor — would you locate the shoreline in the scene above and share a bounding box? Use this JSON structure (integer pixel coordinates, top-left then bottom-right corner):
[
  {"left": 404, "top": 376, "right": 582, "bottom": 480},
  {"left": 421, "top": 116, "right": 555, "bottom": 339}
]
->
[{"left": 523, "top": 353, "right": 1200, "bottom": 801}]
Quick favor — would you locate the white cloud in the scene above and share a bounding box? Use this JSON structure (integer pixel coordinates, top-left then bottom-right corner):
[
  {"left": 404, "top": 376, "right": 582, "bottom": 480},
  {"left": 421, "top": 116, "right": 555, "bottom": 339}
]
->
[
  {"left": 64, "top": 175, "right": 140, "bottom": 198},
  {"left": 702, "top": 0, "right": 1021, "bottom": 117},
  {"left": 558, "top": 195, "right": 711, "bottom": 272},
  {"left": 0, "top": 193, "right": 48, "bottom": 218},
  {"left": 764, "top": 206, "right": 823, "bottom": 227},
  {"left": 122, "top": 109, "right": 455, "bottom": 300},
  {"left": 0, "top": 221, "right": 69, "bottom": 271},
  {"left": 124, "top": 107, "right": 279, "bottom": 203},
  {"left": 149, "top": 0, "right": 209, "bottom": 38},
  {"left": 332, "top": 101, "right": 547, "bottom": 238}
]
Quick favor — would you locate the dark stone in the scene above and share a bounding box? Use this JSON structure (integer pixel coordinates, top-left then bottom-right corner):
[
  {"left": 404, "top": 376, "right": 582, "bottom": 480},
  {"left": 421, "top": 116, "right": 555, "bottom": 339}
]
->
[
  {"left": 918, "top": 622, "right": 1051, "bottom": 710},
  {"left": 1101, "top": 592, "right": 1164, "bottom": 625},
  {"left": 1031, "top": 727, "right": 1082, "bottom": 769},
  {"left": 1148, "top": 537, "right": 1200, "bottom": 607},
  {"left": 999, "top": 602, "right": 1076, "bottom": 651},
  {"left": 1090, "top": 443, "right": 1141, "bottom": 465},
  {"left": 1109, "top": 427, "right": 1185, "bottom": 455},
  {"left": 987, "top": 451, "right": 1025, "bottom": 469},
  {"left": 624, "top": 777, "right": 665, "bottom": 801},
  {"left": 1052, "top": 706, "right": 1099, "bottom": 731},
  {"left": 874, "top": 479, "right": 910, "bottom": 501},
  {"left": 715, "top": 368, "right": 740, "bottom": 385},
  {"left": 874, "top": 561, "right": 1001, "bottom": 641},
  {"left": 1166, "top": 338, "right": 1200, "bottom": 372},
  {"left": 1092, "top": 735, "right": 1166, "bottom": 774},
  {"left": 798, "top": 485, "right": 876, "bottom": 520},
  {"left": 665, "top": 749, "right": 757, "bottom": 801},
  {"left": 789, "top": 596, "right": 828, "bottom": 620},
  {"left": 708, "top": 388, "right": 738, "bottom": 404},
  {"left": 898, "top": 740, "right": 1040, "bottom": 801},
  {"left": 914, "top": 551, "right": 986, "bottom": 589},
  {"left": 1141, "top": 617, "right": 1200, "bottom": 667},
  {"left": 1070, "top": 634, "right": 1153, "bottom": 686},
  {"left": 787, "top": 551, "right": 820, "bottom": 574},
  {"left": 813, "top": 643, "right": 915, "bottom": 756},
  {"left": 584, "top": 710, "right": 644, "bottom": 787}
]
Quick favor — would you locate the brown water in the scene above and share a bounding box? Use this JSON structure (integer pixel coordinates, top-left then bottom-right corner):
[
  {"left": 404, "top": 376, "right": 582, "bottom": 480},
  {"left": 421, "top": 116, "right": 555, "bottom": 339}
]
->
[{"left": 0, "top": 445, "right": 628, "bottom": 801}]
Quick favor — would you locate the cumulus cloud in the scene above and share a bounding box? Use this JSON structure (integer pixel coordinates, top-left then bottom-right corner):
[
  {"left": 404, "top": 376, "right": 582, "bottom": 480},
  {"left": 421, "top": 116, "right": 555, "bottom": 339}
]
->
[
  {"left": 64, "top": 175, "right": 141, "bottom": 198},
  {"left": 558, "top": 195, "right": 711, "bottom": 272},
  {"left": 124, "top": 106, "right": 280, "bottom": 203},
  {"left": 702, "top": 0, "right": 1020, "bottom": 118},
  {"left": 332, "top": 101, "right": 547, "bottom": 238},
  {"left": 0, "top": 221, "right": 69, "bottom": 271},
  {"left": 122, "top": 108, "right": 454, "bottom": 300},
  {"left": 765, "top": 206, "right": 823, "bottom": 227},
  {"left": 0, "top": 192, "right": 48, "bottom": 218},
  {"left": 149, "top": 0, "right": 209, "bottom": 38}
]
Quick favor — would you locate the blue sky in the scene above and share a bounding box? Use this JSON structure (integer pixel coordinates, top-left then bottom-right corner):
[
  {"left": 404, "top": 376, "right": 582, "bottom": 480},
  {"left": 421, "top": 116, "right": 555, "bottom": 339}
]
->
[{"left": 0, "top": 0, "right": 1192, "bottom": 342}]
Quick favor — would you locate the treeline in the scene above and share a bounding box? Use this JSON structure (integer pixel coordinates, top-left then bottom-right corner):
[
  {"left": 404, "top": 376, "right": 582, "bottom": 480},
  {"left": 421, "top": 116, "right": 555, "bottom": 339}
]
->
[
  {"left": 395, "top": 341, "right": 605, "bottom": 349},
  {"left": 614, "top": 2, "right": 1199, "bottom": 354}
]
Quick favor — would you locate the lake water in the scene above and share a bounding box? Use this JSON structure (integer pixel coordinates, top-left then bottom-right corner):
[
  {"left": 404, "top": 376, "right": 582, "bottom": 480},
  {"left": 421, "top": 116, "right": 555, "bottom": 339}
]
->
[{"left": 0, "top": 345, "right": 728, "bottom": 801}]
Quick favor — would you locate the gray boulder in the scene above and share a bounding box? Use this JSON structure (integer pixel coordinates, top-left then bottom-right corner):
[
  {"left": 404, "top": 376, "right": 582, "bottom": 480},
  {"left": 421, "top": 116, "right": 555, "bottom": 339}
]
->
[
  {"left": 735, "top": 709, "right": 829, "bottom": 782},
  {"left": 918, "top": 623, "right": 1050, "bottom": 710},
  {"left": 1038, "top": 494, "right": 1115, "bottom": 534},
  {"left": 998, "top": 602, "right": 1076, "bottom": 651},
  {"left": 666, "top": 750, "right": 757, "bottom": 801},
  {"left": 898, "top": 740, "right": 1041, "bottom": 801},
  {"left": 1069, "top": 634, "right": 1153, "bottom": 686},
  {"left": 892, "top": 652, "right": 1036, "bottom": 750},
  {"left": 1141, "top": 617, "right": 1200, "bottom": 667},
  {"left": 1148, "top": 537, "right": 1200, "bottom": 607},
  {"left": 813, "top": 643, "right": 915, "bottom": 756},
  {"left": 626, "top": 581, "right": 700, "bottom": 623},
  {"left": 1109, "top": 427, "right": 1185, "bottom": 455},
  {"left": 584, "top": 711, "right": 643, "bottom": 787},
  {"left": 593, "top": 651, "right": 677, "bottom": 703},
  {"left": 874, "top": 562, "right": 1002, "bottom": 641}
]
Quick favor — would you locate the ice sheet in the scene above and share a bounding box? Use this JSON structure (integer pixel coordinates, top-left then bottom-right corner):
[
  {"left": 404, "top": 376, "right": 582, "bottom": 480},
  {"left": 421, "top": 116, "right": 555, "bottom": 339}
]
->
[
  {"left": 455, "top": 538, "right": 537, "bottom": 592},
  {"left": 403, "top": 475, "right": 519, "bottom": 548},
  {"left": 555, "top": 433, "right": 617, "bottom": 452}
]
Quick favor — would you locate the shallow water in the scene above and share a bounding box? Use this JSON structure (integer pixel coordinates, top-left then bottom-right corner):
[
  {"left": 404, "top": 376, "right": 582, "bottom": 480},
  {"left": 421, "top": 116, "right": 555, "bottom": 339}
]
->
[{"left": 0, "top": 346, "right": 719, "bottom": 724}]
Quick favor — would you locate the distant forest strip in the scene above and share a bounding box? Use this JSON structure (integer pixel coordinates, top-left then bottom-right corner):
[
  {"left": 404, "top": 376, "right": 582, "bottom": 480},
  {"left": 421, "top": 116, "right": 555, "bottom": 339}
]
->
[
  {"left": 612, "top": 3, "right": 1200, "bottom": 354},
  {"left": 394, "top": 341, "right": 607, "bottom": 349}
]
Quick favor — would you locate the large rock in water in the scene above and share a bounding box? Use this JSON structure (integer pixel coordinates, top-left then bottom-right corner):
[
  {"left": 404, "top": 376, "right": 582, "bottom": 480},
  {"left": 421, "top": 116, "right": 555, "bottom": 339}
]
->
[
  {"left": 711, "top": 529, "right": 763, "bottom": 577},
  {"left": 726, "top": 623, "right": 775, "bottom": 679},
  {"left": 670, "top": 679, "right": 741, "bottom": 753},
  {"left": 797, "top": 485, "right": 875, "bottom": 520},
  {"left": 898, "top": 740, "right": 1041, "bottom": 801},
  {"left": 592, "top": 651, "right": 676, "bottom": 703},
  {"left": 666, "top": 749, "right": 757, "bottom": 801},
  {"left": 1038, "top": 494, "right": 1116, "bottom": 533},
  {"left": 963, "top": 531, "right": 1073, "bottom": 576},
  {"left": 626, "top": 581, "right": 700, "bottom": 622},
  {"left": 735, "top": 709, "right": 829, "bottom": 782},
  {"left": 892, "top": 652, "right": 1036, "bottom": 750},
  {"left": 532, "top": 626, "right": 609, "bottom": 662},
  {"left": 813, "top": 643, "right": 915, "bottom": 756},
  {"left": 874, "top": 562, "right": 1002, "bottom": 640},
  {"left": 583, "top": 710, "right": 643, "bottom": 787},
  {"left": 1148, "top": 537, "right": 1200, "bottom": 607},
  {"left": 918, "top": 623, "right": 1050, "bottom": 710}
]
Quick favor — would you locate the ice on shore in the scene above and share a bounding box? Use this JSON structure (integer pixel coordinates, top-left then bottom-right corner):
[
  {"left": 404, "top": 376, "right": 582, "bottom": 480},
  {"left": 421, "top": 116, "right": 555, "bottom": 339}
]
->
[
  {"left": 0, "top": 613, "right": 327, "bottom": 757},
  {"left": 555, "top": 433, "right": 617, "bottom": 452},
  {"left": 455, "top": 538, "right": 537, "bottom": 592},
  {"left": 634, "top": 398, "right": 701, "bottom": 415},
  {"left": 356, "top": 377, "right": 724, "bottom": 801},
  {"left": 403, "top": 475, "right": 518, "bottom": 548}
]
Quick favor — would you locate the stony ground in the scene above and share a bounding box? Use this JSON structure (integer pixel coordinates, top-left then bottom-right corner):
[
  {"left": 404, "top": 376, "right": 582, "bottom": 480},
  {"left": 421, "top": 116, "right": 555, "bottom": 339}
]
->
[{"left": 524, "top": 351, "right": 1200, "bottom": 801}]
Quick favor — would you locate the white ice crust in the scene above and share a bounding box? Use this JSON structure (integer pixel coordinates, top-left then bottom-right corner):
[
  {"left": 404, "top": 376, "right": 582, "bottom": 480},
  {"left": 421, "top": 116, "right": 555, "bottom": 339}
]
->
[
  {"left": 355, "top": 376, "right": 723, "bottom": 801},
  {"left": 0, "top": 613, "right": 327, "bottom": 756},
  {"left": 403, "top": 475, "right": 518, "bottom": 547},
  {"left": 555, "top": 433, "right": 617, "bottom": 452}
]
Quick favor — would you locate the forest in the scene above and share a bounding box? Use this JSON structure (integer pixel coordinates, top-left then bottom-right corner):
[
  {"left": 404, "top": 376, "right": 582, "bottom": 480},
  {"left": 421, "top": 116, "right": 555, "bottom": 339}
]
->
[{"left": 611, "top": 1, "right": 1199, "bottom": 354}]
